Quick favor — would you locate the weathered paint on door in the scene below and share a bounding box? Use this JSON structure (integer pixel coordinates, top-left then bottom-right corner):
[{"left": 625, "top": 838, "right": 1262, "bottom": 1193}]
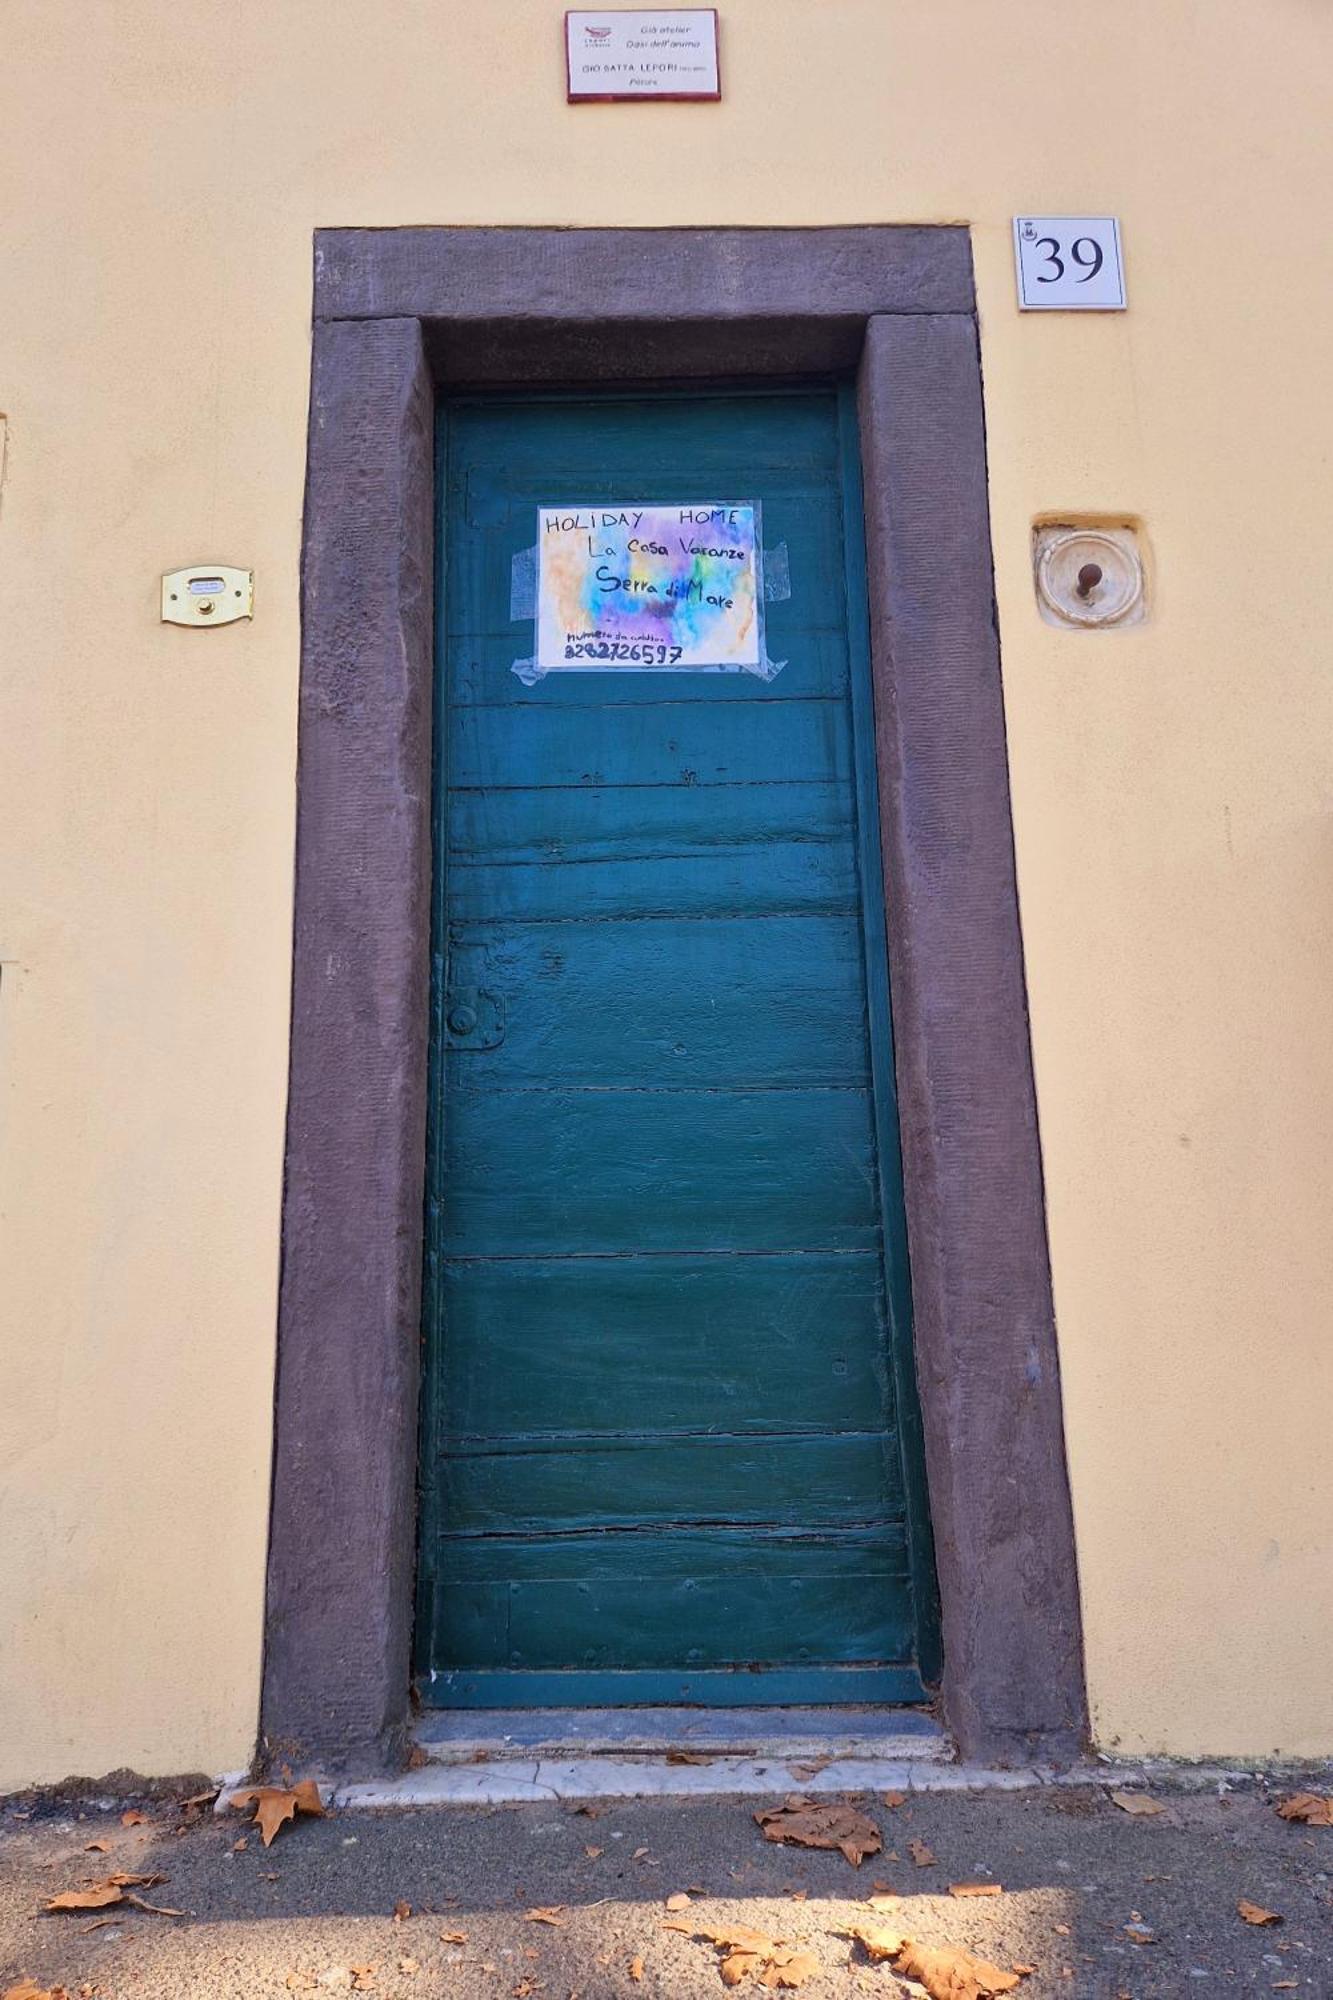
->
[{"left": 418, "top": 388, "right": 939, "bottom": 1706}]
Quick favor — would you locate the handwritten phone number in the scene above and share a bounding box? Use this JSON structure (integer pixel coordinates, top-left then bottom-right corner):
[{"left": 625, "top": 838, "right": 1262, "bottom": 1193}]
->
[{"left": 563, "top": 639, "right": 684, "bottom": 664}]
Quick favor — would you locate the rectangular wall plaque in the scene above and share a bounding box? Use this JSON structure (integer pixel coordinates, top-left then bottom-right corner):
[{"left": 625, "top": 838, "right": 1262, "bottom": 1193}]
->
[
  {"left": 1013, "top": 217, "right": 1127, "bottom": 310},
  {"left": 566, "top": 10, "right": 721, "bottom": 101}
]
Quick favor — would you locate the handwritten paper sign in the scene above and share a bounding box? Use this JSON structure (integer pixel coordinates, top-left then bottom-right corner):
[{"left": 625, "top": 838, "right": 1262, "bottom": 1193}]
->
[
  {"left": 565, "top": 11, "right": 721, "bottom": 101},
  {"left": 526, "top": 503, "right": 764, "bottom": 683}
]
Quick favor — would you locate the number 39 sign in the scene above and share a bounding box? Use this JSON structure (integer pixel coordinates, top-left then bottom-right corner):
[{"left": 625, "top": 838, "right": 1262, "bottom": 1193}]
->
[{"left": 1013, "top": 216, "right": 1126, "bottom": 310}]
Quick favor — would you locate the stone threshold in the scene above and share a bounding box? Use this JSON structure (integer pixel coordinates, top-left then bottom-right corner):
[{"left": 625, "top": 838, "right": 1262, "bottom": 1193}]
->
[
  {"left": 332, "top": 1757, "right": 1089, "bottom": 1810},
  {"left": 413, "top": 1704, "right": 948, "bottom": 1765},
  {"left": 329, "top": 1705, "right": 1102, "bottom": 1809}
]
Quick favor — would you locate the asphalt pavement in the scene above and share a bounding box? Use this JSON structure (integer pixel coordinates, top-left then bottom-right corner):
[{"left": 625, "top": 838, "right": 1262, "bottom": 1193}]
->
[{"left": 2, "top": 1776, "right": 1330, "bottom": 1997}]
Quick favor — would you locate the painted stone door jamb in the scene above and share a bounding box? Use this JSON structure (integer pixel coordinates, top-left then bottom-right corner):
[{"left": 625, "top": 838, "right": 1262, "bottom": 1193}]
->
[{"left": 262, "top": 226, "right": 1088, "bottom": 1775}]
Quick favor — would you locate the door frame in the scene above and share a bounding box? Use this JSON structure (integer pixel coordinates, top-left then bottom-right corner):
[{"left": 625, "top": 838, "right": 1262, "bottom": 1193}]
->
[{"left": 262, "top": 226, "right": 1087, "bottom": 1773}]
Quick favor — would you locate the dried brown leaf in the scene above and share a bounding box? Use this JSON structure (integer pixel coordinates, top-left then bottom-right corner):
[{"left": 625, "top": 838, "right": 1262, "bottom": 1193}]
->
[
  {"left": 666, "top": 1750, "right": 712, "bottom": 1765},
  {"left": 84, "top": 1842, "right": 111, "bottom": 1854},
  {"left": 893, "top": 1939, "right": 1025, "bottom": 1998},
  {"left": 4, "top": 1984, "right": 71, "bottom": 1999},
  {"left": 525, "top": 1906, "right": 566, "bottom": 1927},
  {"left": 788, "top": 1762, "right": 827, "bottom": 1782},
  {"left": 1275, "top": 1792, "right": 1333, "bottom": 1826},
  {"left": 182, "top": 1787, "right": 220, "bottom": 1808},
  {"left": 1108, "top": 1790, "right": 1165, "bottom": 1817},
  {"left": 908, "top": 1838, "right": 936, "bottom": 1868},
  {"left": 882, "top": 1791, "right": 907, "bottom": 1809},
  {"left": 120, "top": 1811, "right": 146, "bottom": 1828},
  {"left": 230, "top": 1783, "right": 325, "bottom": 1848},
  {"left": 439, "top": 1929, "right": 468, "bottom": 1946},
  {"left": 949, "top": 1882, "right": 1002, "bottom": 1898},
  {"left": 758, "top": 1946, "right": 819, "bottom": 1988},
  {"left": 628, "top": 1960, "right": 644, "bottom": 1983},
  {"left": 845, "top": 1921, "right": 906, "bottom": 1963},
  {"left": 45, "top": 1885, "right": 126, "bottom": 1913},
  {"left": 393, "top": 1901, "right": 411, "bottom": 1922},
  {"left": 121, "top": 1894, "right": 184, "bottom": 1917},
  {"left": 583, "top": 1845, "right": 603, "bottom": 1859},
  {"left": 753, "top": 1797, "right": 881, "bottom": 1868},
  {"left": 1237, "top": 1899, "right": 1281, "bottom": 1926}
]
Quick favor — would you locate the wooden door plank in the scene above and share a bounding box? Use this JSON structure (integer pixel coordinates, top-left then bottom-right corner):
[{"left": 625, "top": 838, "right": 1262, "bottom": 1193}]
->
[
  {"left": 433, "top": 1251, "right": 890, "bottom": 1436},
  {"left": 439, "top": 1085, "right": 881, "bottom": 1256}
]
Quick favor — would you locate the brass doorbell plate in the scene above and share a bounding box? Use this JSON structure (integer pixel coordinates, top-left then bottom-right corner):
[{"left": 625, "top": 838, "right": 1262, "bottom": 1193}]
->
[{"left": 161, "top": 565, "right": 253, "bottom": 627}]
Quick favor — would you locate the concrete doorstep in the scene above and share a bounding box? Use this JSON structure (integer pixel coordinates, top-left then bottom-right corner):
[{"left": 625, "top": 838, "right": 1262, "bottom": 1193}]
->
[{"left": 327, "top": 1708, "right": 1091, "bottom": 1808}]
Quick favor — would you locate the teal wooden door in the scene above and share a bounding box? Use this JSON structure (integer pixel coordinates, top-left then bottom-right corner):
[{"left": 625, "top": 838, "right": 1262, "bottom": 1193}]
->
[{"left": 418, "top": 387, "right": 938, "bottom": 1706}]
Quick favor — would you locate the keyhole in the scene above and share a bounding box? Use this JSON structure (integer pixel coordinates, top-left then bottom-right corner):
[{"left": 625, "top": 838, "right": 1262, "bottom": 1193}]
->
[{"left": 1075, "top": 562, "right": 1103, "bottom": 600}]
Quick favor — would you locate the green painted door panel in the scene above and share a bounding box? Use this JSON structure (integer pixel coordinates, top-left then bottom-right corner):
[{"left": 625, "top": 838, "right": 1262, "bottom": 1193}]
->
[{"left": 418, "top": 387, "right": 938, "bottom": 1706}]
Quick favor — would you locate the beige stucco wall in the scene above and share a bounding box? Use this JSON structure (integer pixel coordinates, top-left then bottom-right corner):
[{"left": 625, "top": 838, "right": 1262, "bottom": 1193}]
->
[{"left": 2, "top": 0, "right": 1331, "bottom": 1789}]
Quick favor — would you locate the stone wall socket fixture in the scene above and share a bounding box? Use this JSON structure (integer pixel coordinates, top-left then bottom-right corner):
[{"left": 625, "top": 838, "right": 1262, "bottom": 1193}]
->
[{"left": 1034, "top": 523, "right": 1146, "bottom": 629}]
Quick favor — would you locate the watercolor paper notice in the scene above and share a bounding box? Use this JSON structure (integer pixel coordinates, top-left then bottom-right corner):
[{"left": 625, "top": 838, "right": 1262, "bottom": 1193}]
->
[{"left": 531, "top": 503, "right": 765, "bottom": 682}]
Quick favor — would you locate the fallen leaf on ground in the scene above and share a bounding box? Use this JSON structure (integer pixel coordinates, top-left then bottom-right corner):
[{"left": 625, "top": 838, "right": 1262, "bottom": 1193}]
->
[
  {"left": 1237, "top": 1899, "right": 1281, "bottom": 1926},
  {"left": 583, "top": 1845, "right": 603, "bottom": 1859},
  {"left": 628, "top": 1959, "right": 644, "bottom": 1982},
  {"left": 755, "top": 1945, "right": 818, "bottom": 1988},
  {"left": 665, "top": 1920, "right": 817, "bottom": 1989},
  {"left": 949, "top": 1882, "right": 1002, "bottom": 1898},
  {"left": 84, "top": 1842, "right": 111, "bottom": 1854},
  {"left": 512, "top": 1981, "right": 537, "bottom": 1998},
  {"left": 182, "top": 1787, "right": 220, "bottom": 1808},
  {"left": 665, "top": 1893, "right": 691, "bottom": 1911},
  {"left": 44, "top": 1883, "right": 134, "bottom": 1912},
  {"left": 844, "top": 1920, "right": 906, "bottom": 1963},
  {"left": 631, "top": 1846, "right": 650, "bottom": 1861},
  {"left": 788, "top": 1762, "right": 828, "bottom": 1782},
  {"left": 393, "top": 1901, "right": 411, "bottom": 1921},
  {"left": 666, "top": 1750, "right": 712, "bottom": 1765},
  {"left": 4, "top": 1984, "right": 71, "bottom": 1999},
  {"left": 525, "top": 1906, "right": 566, "bottom": 1926},
  {"left": 753, "top": 1797, "right": 882, "bottom": 1867},
  {"left": 1275, "top": 1792, "right": 1333, "bottom": 1826},
  {"left": 1109, "top": 1790, "right": 1165, "bottom": 1818},
  {"left": 894, "top": 1940, "right": 1025, "bottom": 1998},
  {"left": 229, "top": 1781, "right": 326, "bottom": 1848},
  {"left": 439, "top": 1929, "right": 468, "bottom": 1946},
  {"left": 908, "top": 1839, "right": 936, "bottom": 1868},
  {"left": 120, "top": 1811, "right": 146, "bottom": 1827},
  {"left": 574, "top": 1803, "right": 606, "bottom": 1818},
  {"left": 45, "top": 1876, "right": 181, "bottom": 1918},
  {"left": 882, "top": 1791, "right": 907, "bottom": 1809},
  {"left": 405, "top": 1744, "right": 430, "bottom": 1771}
]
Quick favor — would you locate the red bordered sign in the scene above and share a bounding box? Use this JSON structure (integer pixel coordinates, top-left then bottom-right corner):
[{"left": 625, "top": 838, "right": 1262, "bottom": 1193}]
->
[{"left": 565, "top": 9, "right": 721, "bottom": 102}]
